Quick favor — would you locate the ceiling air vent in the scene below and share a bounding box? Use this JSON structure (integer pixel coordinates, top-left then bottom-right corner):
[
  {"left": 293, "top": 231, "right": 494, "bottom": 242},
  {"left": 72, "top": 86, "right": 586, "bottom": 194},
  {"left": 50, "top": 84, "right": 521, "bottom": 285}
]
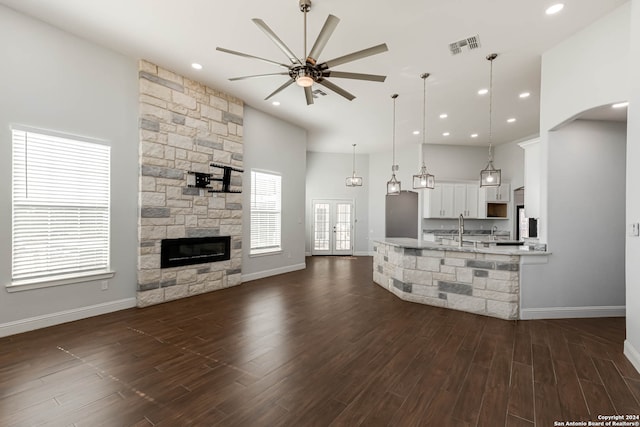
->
[
  {"left": 449, "top": 35, "right": 481, "bottom": 55},
  {"left": 312, "top": 89, "right": 327, "bottom": 99}
]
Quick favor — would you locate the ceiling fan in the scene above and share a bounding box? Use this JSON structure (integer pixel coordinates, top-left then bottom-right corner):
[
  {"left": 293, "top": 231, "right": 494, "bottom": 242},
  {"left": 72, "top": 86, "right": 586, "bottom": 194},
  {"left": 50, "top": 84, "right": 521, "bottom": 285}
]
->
[{"left": 216, "top": 0, "right": 389, "bottom": 105}]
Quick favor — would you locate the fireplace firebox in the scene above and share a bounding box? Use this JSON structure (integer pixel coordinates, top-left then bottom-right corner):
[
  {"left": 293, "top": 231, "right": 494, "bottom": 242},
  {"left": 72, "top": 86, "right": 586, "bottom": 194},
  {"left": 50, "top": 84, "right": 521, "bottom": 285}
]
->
[{"left": 161, "top": 236, "right": 231, "bottom": 268}]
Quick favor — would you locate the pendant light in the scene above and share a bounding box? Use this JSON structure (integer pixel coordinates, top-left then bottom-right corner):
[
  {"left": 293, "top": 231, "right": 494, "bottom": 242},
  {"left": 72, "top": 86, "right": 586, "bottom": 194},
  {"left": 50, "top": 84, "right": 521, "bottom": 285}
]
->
[
  {"left": 345, "top": 143, "right": 363, "bottom": 187},
  {"left": 413, "top": 73, "right": 435, "bottom": 189},
  {"left": 480, "top": 53, "right": 502, "bottom": 187},
  {"left": 387, "top": 94, "right": 401, "bottom": 195}
]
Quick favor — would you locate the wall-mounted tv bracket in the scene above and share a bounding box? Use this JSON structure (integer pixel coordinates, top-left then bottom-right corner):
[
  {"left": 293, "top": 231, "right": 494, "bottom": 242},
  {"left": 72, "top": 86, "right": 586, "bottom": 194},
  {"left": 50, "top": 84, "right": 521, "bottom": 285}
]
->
[{"left": 186, "top": 163, "right": 244, "bottom": 193}]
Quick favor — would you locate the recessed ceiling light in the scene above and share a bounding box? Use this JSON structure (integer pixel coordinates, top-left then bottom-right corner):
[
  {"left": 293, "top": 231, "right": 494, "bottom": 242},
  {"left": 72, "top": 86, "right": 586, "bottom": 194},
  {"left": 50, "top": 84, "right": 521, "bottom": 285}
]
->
[
  {"left": 507, "top": 118, "right": 517, "bottom": 123},
  {"left": 546, "top": 3, "right": 564, "bottom": 15},
  {"left": 272, "top": 101, "right": 281, "bottom": 106},
  {"left": 439, "top": 113, "right": 448, "bottom": 119},
  {"left": 442, "top": 132, "right": 450, "bottom": 136},
  {"left": 471, "top": 133, "right": 478, "bottom": 138},
  {"left": 519, "top": 92, "right": 531, "bottom": 98},
  {"left": 413, "top": 130, "right": 420, "bottom": 135},
  {"left": 191, "top": 63, "right": 203, "bottom": 70},
  {"left": 612, "top": 102, "right": 629, "bottom": 109},
  {"left": 478, "top": 89, "right": 489, "bottom": 95}
]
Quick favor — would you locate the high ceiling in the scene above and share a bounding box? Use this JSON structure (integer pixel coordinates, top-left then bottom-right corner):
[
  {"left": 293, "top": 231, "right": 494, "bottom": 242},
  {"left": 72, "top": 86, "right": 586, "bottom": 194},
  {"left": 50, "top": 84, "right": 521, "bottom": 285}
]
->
[{"left": 0, "top": 0, "right": 628, "bottom": 153}]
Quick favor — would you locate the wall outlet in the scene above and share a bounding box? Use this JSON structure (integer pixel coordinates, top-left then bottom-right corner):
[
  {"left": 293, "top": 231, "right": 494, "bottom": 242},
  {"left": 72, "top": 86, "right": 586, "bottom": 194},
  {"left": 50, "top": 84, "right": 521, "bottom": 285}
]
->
[
  {"left": 630, "top": 223, "right": 640, "bottom": 237},
  {"left": 101, "top": 280, "right": 109, "bottom": 291}
]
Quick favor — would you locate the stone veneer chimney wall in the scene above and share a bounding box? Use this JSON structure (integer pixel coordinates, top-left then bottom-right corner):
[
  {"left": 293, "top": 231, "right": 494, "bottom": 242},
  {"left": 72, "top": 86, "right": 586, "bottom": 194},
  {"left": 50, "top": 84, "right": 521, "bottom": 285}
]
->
[{"left": 137, "top": 60, "right": 243, "bottom": 307}]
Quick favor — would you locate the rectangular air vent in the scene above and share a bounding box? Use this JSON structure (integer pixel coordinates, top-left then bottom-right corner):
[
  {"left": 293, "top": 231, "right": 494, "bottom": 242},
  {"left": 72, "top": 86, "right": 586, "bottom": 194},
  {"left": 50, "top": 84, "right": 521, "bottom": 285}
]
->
[
  {"left": 449, "top": 34, "right": 481, "bottom": 55},
  {"left": 312, "top": 89, "right": 327, "bottom": 98}
]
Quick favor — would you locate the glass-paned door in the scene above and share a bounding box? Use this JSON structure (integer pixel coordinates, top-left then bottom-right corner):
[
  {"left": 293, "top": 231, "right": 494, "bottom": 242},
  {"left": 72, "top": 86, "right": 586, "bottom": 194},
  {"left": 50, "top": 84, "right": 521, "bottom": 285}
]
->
[{"left": 312, "top": 200, "right": 354, "bottom": 255}]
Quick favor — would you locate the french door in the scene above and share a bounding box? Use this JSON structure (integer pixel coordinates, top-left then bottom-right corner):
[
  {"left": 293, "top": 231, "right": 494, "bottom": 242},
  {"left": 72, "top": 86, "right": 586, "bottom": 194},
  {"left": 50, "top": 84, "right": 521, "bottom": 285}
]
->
[{"left": 311, "top": 200, "right": 354, "bottom": 256}]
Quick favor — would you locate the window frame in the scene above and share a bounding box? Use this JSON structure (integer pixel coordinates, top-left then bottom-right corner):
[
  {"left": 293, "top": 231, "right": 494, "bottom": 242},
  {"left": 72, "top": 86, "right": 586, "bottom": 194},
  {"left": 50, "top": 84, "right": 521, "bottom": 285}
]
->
[
  {"left": 249, "top": 169, "right": 282, "bottom": 257},
  {"left": 7, "top": 125, "right": 114, "bottom": 292}
]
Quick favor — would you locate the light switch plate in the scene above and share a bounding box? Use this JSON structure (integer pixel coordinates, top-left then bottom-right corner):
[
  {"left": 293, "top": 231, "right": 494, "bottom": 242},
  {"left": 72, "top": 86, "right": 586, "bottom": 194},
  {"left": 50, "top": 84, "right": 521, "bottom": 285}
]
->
[{"left": 630, "top": 223, "right": 640, "bottom": 237}]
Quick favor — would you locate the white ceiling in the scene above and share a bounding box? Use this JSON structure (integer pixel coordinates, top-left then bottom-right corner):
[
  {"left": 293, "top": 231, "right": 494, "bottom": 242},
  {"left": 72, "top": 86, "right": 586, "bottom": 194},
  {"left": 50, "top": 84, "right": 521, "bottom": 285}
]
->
[{"left": 0, "top": 0, "right": 628, "bottom": 153}]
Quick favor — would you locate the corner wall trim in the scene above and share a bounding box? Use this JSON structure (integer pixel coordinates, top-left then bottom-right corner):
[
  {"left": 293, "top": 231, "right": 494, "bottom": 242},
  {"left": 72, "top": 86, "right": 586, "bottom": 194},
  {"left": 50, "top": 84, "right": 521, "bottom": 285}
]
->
[
  {"left": 241, "top": 263, "right": 306, "bottom": 283},
  {"left": 0, "top": 298, "right": 137, "bottom": 338},
  {"left": 520, "top": 305, "right": 625, "bottom": 320},
  {"left": 624, "top": 340, "right": 640, "bottom": 375}
]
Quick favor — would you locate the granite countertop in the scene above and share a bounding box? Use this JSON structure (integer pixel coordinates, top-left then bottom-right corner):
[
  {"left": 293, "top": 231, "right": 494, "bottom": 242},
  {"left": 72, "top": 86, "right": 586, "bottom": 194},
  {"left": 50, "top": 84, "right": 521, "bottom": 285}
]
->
[{"left": 376, "top": 238, "right": 550, "bottom": 256}]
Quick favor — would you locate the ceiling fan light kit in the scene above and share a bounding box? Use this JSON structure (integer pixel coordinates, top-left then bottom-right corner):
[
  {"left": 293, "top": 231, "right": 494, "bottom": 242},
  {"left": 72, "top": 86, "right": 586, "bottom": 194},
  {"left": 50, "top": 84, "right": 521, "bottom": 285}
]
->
[{"left": 216, "top": 0, "right": 388, "bottom": 105}]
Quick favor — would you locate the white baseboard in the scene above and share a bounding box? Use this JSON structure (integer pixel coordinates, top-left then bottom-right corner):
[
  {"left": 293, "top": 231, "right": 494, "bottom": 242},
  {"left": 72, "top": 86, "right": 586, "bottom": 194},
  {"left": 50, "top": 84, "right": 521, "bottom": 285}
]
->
[
  {"left": 520, "top": 305, "right": 625, "bottom": 320},
  {"left": 241, "top": 263, "right": 306, "bottom": 283},
  {"left": 305, "top": 251, "right": 312, "bottom": 257},
  {"left": 354, "top": 251, "right": 374, "bottom": 256},
  {"left": 0, "top": 298, "right": 137, "bottom": 338},
  {"left": 624, "top": 340, "right": 640, "bottom": 374}
]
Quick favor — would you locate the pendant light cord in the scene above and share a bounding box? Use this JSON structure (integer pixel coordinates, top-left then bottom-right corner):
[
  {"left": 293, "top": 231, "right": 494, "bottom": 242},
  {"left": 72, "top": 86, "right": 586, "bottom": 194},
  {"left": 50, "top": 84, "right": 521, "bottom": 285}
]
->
[
  {"left": 422, "top": 74, "right": 428, "bottom": 168},
  {"left": 392, "top": 94, "right": 398, "bottom": 169},
  {"left": 352, "top": 144, "right": 356, "bottom": 175},
  {"left": 488, "top": 55, "right": 495, "bottom": 162}
]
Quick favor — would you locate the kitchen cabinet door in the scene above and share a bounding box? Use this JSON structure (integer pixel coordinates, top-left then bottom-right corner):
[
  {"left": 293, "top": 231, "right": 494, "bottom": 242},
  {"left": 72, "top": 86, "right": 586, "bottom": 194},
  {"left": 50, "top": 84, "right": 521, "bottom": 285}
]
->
[
  {"left": 454, "top": 184, "right": 479, "bottom": 218},
  {"left": 484, "top": 183, "right": 511, "bottom": 202},
  {"left": 465, "top": 183, "right": 479, "bottom": 217},
  {"left": 424, "top": 183, "right": 455, "bottom": 218}
]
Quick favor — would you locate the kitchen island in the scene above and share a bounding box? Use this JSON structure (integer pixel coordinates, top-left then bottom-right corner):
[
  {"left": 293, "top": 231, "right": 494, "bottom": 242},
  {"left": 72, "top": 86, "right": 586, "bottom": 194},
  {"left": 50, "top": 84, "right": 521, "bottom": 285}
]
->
[{"left": 373, "top": 238, "right": 549, "bottom": 320}]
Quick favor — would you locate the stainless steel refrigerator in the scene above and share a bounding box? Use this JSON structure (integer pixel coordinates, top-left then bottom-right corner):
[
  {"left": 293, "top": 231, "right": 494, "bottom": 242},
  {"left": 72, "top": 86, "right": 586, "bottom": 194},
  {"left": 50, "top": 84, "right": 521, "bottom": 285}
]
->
[{"left": 385, "top": 190, "right": 419, "bottom": 239}]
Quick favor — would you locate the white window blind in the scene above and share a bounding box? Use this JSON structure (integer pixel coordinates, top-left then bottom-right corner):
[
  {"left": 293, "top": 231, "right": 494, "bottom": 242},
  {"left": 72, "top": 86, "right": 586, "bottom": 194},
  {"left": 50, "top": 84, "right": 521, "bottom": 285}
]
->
[
  {"left": 11, "top": 128, "right": 111, "bottom": 282},
  {"left": 250, "top": 170, "right": 281, "bottom": 255}
]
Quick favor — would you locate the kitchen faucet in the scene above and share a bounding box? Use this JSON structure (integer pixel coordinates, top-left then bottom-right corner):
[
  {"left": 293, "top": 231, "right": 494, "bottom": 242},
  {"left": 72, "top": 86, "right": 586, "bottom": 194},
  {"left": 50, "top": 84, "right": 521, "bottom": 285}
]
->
[{"left": 458, "top": 214, "right": 464, "bottom": 247}]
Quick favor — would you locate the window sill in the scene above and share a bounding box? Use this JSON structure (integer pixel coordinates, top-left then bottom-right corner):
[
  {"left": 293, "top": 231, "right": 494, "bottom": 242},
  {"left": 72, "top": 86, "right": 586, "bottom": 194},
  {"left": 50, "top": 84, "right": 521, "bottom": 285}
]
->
[
  {"left": 249, "top": 249, "right": 283, "bottom": 258},
  {"left": 6, "top": 270, "right": 115, "bottom": 293}
]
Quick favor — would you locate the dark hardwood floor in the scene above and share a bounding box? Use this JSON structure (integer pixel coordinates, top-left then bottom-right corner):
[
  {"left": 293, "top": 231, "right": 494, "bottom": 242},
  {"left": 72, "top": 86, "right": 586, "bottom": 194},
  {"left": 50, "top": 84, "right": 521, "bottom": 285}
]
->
[{"left": 1, "top": 256, "right": 638, "bottom": 426}]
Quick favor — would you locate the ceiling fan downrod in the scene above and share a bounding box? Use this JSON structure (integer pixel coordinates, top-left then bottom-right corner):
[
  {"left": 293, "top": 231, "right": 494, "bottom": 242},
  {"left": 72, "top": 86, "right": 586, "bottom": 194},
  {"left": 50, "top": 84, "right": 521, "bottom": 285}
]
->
[{"left": 300, "top": 0, "right": 311, "bottom": 60}]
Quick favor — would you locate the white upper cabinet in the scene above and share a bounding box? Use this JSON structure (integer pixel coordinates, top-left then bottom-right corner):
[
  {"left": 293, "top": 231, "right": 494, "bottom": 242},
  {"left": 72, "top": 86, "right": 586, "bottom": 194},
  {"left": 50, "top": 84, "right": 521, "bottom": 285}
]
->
[
  {"left": 482, "top": 183, "right": 511, "bottom": 202},
  {"left": 425, "top": 182, "right": 478, "bottom": 218},
  {"left": 454, "top": 183, "right": 479, "bottom": 218},
  {"left": 424, "top": 183, "right": 455, "bottom": 218}
]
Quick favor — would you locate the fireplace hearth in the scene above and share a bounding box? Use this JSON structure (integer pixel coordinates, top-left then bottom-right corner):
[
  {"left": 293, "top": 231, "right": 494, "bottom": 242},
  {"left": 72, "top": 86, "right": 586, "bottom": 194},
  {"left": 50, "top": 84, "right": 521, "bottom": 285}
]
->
[{"left": 161, "top": 236, "right": 231, "bottom": 268}]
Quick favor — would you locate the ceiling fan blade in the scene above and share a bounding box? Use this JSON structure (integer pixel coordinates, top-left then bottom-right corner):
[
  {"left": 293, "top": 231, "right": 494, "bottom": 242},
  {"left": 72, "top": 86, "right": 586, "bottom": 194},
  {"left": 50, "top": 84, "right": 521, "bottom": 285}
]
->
[
  {"left": 264, "top": 79, "right": 295, "bottom": 100},
  {"left": 216, "top": 47, "right": 289, "bottom": 68},
  {"left": 252, "top": 19, "right": 303, "bottom": 66},
  {"left": 322, "top": 71, "right": 386, "bottom": 82},
  {"left": 307, "top": 14, "right": 340, "bottom": 64},
  {"left": 305, "top": 86, "right": 314, "bottom": 105},
  {"left": 316, "top": 79, "right": 355, "bottom": 101},
  {"left": 321, "top": 43, "right": 389, "bottom": 69},
  {"left": 229, "top": 72, "right": 290, "bottom": 81}
]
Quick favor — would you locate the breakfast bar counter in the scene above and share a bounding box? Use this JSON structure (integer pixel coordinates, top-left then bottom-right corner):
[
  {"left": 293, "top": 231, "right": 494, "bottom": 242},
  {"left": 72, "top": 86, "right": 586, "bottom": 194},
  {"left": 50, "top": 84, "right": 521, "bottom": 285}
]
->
[{"left": 373, "top": 238, "right": 549, "bottom": 320}]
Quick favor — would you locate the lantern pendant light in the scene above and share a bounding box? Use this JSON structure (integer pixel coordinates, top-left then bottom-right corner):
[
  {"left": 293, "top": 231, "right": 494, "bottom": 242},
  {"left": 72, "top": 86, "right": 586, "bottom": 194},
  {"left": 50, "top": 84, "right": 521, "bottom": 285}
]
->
[
  {"left": 345, "top": 144, "right": 363, "bottom": 187},
  {"left": 386, "top": 94, "right": 401, "bottom": 195},
  {"left": 480, "top": 53, "right": 502, "bottom": 187},
  {"left": 413, "top": 73, "right": 435, "bottom": 189}
]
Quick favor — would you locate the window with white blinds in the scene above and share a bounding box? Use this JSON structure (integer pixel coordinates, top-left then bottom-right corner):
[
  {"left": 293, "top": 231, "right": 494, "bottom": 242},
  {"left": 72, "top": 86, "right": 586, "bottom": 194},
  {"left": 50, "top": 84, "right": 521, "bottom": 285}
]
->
[
  {"left": 11, "top": 127, "right": 111, "bottom": 283},
  {"left": 250, "top": 170, "right": 281, "bottom": 255}
]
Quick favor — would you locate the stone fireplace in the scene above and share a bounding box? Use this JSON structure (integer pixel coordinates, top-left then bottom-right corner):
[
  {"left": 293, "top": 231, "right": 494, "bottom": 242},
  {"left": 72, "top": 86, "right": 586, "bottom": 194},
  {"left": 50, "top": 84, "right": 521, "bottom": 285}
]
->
[{"left": 136, "top": 60, "right": 243, "bottom": 307}]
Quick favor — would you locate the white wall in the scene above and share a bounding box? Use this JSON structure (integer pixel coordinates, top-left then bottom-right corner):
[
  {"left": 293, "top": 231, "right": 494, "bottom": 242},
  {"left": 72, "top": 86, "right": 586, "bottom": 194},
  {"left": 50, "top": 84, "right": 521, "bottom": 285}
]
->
[
  {"left": 305, "top": 152, "right": 370, "bottom": 255},
  {"left": 242, "top": 106, "right": 307, "bottom": 281},
  {"left": 625, "top": 0, "right": 640, "bottom": 373},
  {"left": 521, "top": 120, "right": 626, "bottom": 315},
  {"left": 423, "top": 144, "right": 487, "bottom": 181},
  {"left": 539, "top": 2, "right": 630, "bottom": 242},
  {"left": 0, "top": 5, "right": 139, "bottom": 336},
  {"left": 522, "top": 2, "right": 631, "bottom": 322}
]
